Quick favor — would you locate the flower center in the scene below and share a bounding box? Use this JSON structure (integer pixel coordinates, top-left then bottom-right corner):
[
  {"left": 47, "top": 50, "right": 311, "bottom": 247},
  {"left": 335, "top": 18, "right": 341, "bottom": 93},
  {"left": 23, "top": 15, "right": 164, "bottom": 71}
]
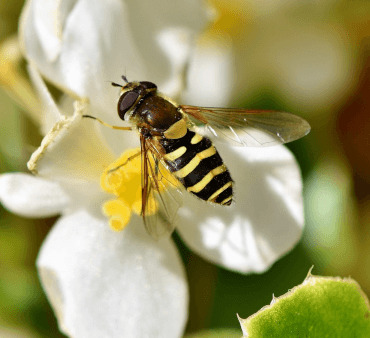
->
[
  {"left": 100, "top": 148, "right": 143, "bottom": 231},
  {"left": 100, "top": 147, "right": 178, "bottom": 231}
]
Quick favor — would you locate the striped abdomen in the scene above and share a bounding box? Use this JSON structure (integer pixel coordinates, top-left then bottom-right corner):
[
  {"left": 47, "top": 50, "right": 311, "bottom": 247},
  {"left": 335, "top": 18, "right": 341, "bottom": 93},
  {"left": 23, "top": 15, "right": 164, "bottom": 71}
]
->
[{"left": 159, "top": 130, "right": 233, "bottom": 206}]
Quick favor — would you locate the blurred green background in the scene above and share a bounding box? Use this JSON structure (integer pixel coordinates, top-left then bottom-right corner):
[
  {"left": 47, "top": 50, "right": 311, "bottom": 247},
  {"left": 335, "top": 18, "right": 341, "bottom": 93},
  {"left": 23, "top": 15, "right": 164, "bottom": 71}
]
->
[{"left": 1, "top": 0, "right": 370, "bottom": 337}]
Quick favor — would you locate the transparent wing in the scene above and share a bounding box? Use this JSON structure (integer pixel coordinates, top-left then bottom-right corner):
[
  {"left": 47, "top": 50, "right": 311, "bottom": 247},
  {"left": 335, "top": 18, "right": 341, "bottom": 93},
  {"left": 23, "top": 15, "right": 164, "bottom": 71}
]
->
[
  {"left": 140, "top": 135, "right": 183, "bottom": 240},
  {"left": 181, "top": 105, "right": 311, "bottom": 147}
]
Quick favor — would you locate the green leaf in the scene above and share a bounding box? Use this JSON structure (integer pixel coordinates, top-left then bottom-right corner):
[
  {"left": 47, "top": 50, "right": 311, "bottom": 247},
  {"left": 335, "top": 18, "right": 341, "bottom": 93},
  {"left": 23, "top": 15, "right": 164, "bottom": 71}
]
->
[{"left": 239, "top": 271, "right": 370, "bottom": 338}]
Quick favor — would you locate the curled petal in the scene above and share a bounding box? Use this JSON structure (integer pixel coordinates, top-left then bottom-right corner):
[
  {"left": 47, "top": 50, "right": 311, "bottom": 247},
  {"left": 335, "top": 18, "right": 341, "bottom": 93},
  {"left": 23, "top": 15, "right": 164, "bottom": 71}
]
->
[
  {"left": 28, "top": 0, "right": 74, "bottom": 62},
  {"left": 28, "top": 99, "right": 115, "bottom": 183},
  {"left": 27, "top": 62, "right": 62, "bottom": 134},
  {"left": 0, "top": 173, "right": 69, "bottom": 218},
  {"left": 37, "top": 210, "right": 188, "bottom": 338},
  {"left": 176, "top": 144, "right": 304, "bottom": 273}
]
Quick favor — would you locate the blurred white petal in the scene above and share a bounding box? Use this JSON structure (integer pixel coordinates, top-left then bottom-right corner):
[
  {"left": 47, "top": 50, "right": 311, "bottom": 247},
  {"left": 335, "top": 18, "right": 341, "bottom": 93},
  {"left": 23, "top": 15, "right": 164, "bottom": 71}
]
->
[
  {"left": 37, "top": 210, "right": 188, "bottom": 338},
  {"left": 20, "top": 0, "right": 208, "bottom": 116},
  {"left": 177, "top": 144, "right": 303, "bottom": 273},
  {"left": 182, "top": 37, "right": 234, "bottom": 107},
  {"left": 122, "top": 0, "right": 207, "bottom": 97},
  {"left": 156, "top": 27, "right": 192, "bottom": 96},
  {"left": 267, "top": 26, "right": 351, "bottom": 111},
  {"left": 0, "top": 173, "right": 69, "bottom": 218},
  {"left": 223, "top": 1, "right": 353, "bottom": 113}
]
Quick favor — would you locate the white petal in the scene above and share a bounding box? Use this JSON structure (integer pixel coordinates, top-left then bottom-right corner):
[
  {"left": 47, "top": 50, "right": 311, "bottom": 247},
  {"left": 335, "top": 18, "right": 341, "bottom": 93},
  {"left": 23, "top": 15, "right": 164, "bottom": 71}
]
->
[
  {"left": 0, "top": 173, "right": 69, "bottom": 218},
  {"left": 20, "top": 0, "right": 207, "bottom": 116},
  {"left": 37, "top": 210, "right": 188, "bottom": 338},
  {"left": 32, "top": 0, "right": 75, "bottom": 62},
  {"left": 176, "top": 144, "right": 304, "bottom": 273}
]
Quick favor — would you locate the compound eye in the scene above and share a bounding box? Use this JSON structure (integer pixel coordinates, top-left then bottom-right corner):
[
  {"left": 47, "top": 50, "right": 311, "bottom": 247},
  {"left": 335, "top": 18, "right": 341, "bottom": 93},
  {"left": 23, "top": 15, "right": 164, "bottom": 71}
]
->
[
  {"left": 117, "top": 91, "right": 139, "bottom": 120},
  {"left": 140, "top": 81, "right": 157, "bottom": 90}
]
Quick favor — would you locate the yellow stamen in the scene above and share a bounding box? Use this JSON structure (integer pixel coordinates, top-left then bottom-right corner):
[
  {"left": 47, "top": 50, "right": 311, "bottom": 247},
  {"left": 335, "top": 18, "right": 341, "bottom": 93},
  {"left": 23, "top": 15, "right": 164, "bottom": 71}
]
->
[
  {"left": 100, "top": 147, "right": 180, "bottom": 231},
  {"left": 100, "top": 148, "right": 142, "bottom": 231},
  {"left": 103, "top": 199, "right": 131, "bottom": 231}
]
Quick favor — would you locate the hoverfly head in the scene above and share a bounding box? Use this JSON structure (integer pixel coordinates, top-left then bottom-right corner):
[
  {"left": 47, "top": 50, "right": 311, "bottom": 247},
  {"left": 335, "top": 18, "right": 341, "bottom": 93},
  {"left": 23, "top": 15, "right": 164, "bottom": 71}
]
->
[{"left": 116, "top": 80, "right": 158, "bottom": 121}]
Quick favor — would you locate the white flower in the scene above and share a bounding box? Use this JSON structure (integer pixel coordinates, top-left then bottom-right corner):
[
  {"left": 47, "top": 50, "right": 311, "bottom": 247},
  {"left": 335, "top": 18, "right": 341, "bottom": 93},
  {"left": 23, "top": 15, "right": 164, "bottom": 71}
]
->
[{"left": 0, "top": 1, "right": 305, "bottom": 337}]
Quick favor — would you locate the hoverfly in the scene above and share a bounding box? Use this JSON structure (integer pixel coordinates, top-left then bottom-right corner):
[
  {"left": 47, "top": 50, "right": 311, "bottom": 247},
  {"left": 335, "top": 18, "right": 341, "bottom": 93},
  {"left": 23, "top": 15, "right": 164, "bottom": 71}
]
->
[{"left": 84, "top": 76, "right": 310, "bottom": 239}]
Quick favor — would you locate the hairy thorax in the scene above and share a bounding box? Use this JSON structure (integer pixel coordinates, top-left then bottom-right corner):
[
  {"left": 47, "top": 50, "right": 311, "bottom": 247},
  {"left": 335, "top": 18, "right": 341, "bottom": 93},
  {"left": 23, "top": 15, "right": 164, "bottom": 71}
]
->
[{"left": 134, "top": 95, "right": 183, "bottom": 133}]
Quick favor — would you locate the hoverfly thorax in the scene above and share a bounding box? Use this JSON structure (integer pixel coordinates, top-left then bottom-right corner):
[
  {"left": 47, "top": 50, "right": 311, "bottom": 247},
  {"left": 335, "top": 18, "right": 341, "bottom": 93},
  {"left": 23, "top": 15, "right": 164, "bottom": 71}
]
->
[{"left": 117, "top": 81, "right": 158, "bottom": 122}]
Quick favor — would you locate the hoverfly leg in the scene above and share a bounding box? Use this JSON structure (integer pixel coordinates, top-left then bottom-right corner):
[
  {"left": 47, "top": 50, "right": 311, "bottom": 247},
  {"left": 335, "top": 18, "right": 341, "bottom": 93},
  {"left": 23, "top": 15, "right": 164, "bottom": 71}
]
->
[
  {"left": 107, "top": 150, "right": 141, "bottom": 174},
  {"left": 82, "top": 115, "right": 133, "bottom": 131}
]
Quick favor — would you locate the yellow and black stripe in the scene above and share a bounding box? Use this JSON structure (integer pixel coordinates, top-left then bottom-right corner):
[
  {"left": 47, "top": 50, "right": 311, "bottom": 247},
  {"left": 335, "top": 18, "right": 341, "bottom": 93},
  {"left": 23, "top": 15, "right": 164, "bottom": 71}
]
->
[{"left": 160, "top": 130, "right": 233, "bottom": 205}]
